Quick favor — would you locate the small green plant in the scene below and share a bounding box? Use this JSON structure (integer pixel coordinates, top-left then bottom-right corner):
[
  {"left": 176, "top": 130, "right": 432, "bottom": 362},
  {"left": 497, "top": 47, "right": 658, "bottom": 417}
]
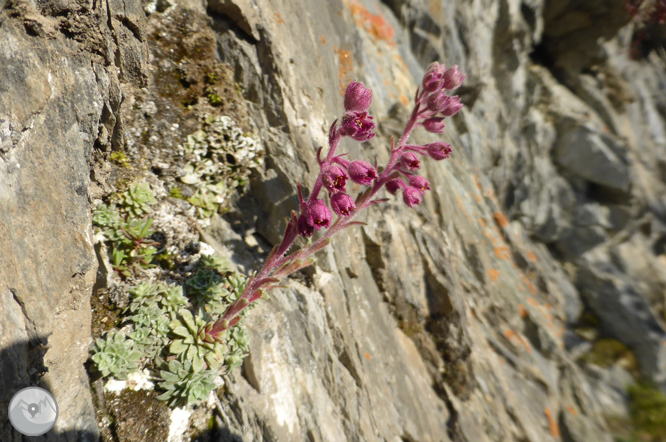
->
[
  {"left": 169, "top": 186, "right": 185, "bottom": 199},
  {"left": 208, "top": 93, "right": 223, "bottom": 106},
  {"left": 120, "top": 183, "right": 157, "bottom": 217},
  {"left": 157, "top": 359, "right": 218, "bottom": 407},
  {"left": 90, "top": 257, "right": 252, "bottom": 408},
  {"left": 128, "top": 326, "right": 162, "bottom": 358},
  {"left": 198, "top": 254, "right": 231, "bottom": 273},
  {"left": 93, "top": 204, "right": 121, "bottom": 228},
  {"left": 109, "top": 151, "right": 131, "bottom": 168},
  {"left": 91, "top": 331, "right": 142, "bottom": 379},
  {"left": 127, "top": 282, "right": 161, "bottom": 313},
  {"left": 160, "top": 285, "right": 190, "bottom": 313},
  {"left": 187, "top": 187, "right": 220, "bottom": 219},
  {"left": 93, "top": 185, "right": 161, "bottom": 277},
  {"left": 169, "top": 309, "right": 228, "bottom": 371}
]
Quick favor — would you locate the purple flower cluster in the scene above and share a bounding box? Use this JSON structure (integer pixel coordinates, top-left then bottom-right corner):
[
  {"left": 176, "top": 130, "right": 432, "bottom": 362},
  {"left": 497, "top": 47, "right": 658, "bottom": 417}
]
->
[
  {"left": 296, "top": 81, "right": 381, "bottom": 238},
  {"left": 205, "top": 63, "right": 465, "bottom": 341}
]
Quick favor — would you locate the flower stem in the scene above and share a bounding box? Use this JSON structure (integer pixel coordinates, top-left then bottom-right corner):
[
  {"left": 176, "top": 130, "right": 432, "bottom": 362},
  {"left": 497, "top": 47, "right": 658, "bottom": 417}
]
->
[{"left": 209, "top": 93, "right": 424, "bottom": 338}]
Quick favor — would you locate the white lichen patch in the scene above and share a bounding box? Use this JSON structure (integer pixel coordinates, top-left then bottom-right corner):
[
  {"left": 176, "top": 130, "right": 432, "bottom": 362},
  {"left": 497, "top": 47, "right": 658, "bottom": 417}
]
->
[
  {"left": 178, "top": 115, "right": 263, "bottom": 223},
  {"left": 168, "top": 407, "right": 192, "bottom": 442},
  {"left": 104, "top": 369, "right": 155, "bottom": 393}
]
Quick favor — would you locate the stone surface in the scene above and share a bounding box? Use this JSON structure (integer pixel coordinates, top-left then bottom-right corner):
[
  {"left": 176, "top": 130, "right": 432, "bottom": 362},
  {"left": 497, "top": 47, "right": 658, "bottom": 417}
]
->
[
  {"left": 3, "top": 0, "right": 666, "bottom": 441},
  {"left": 0, "top": 0, "right": 147, "bottom": 439}
]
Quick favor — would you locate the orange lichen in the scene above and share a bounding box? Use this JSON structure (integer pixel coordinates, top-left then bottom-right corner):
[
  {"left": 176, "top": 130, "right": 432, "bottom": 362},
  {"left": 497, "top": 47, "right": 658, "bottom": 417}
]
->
[
  {"left": 321, "top": 35, "right": 326, "bottom": 45},
  {"left": 504, "top": 330, "right": 531, "bottom": 353},
  {"left": 478, "top": 218, "right": 486, "bottom": 228},
  {"left": 527, "top": 297, "right": 539, "bottom": 307},
  {"left": 334, "top": 45, "right": 353, "bottom": 96},
  {"left": 364, "top": 352, "right": 371, "bottom": 360},
  {"left": 344, "top": 0, "right": 396, "bottom": 46},
  {"left": 488, "top": 269, "right": 500, "bottom": 282},
  {"left": 566, "top": 406, "right": 578, "bottom": 416},
  {"left": 520, "top": 274, "right": 537, "bottom": 295},
  {"left": 399, "top": 94, "right": 409, "bottom": 107},
  {"left": 476, "top": 195, "right": 482, "bottom": 203},
  {"left": 456, "top": 196, "right": 474, "bottom": 225},
  {"left": 526, "top": 251, "right": 538, "bottom": 262},
  {"left": 494, "top": 246, "right": 511, "bottom": 261},
  {"left": 493, "top": 211, "right": 509, "bottom": 227},
  {"left": 545, "top": 408, "right": 561, "bottom": 437},
  {"left": 274, "top": 13, "right": 283, "bottom": 24},
  {"left": 518, "top": 304, "right": 529, "bottom": 318}
]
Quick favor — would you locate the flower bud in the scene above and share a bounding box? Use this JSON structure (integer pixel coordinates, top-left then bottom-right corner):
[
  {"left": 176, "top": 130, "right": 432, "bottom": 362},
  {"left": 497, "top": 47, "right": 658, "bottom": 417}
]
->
[
  {"left": 385, "top": 179, "right": 405, "bottom": 195},
  {"left": 422, "top": 117, "right": 445, "bottom": 133},
  {"left": 409, "top": 175, "right": 431, "bottom": 193},
  {"left": 399, "top": 152, "right": 421, "bottom": 170},
  {"left": 426, "top": 92, "right": 450, "bottom": 113},
  {"left": 348, "top": 160, "right": 378, "bottom": 185},
  {"left": 297, "top": 213, "right": 314, "bottom": 238},
  {"left": 422, "top": 62, "right": 445, "bottom": 92},
  {"left": 340, "top": 111, "right": 376, "bottom": 142},
  {"left": 442, "top": 65, "right": 466, "bottom": 90},
  {"left": 330, "top": 192, "right": 356, "bottom": 217},
  {"left": 344, "top": 81, "right": 373, "bottom": 113},
  {"left": 441, "top": 96, "right": 463, "bottom": 117},
  {"left": 322, "top": 166, "right": 349, "bottom": 193},
  {"left": 307, "top": 200, "right": 332, "bottom": 230},
  {"left": 403, "top": 187, "right": 423, "bottom": 208},
  {"left": 426, "top": 142, "right": 452, "bottom": 160}
]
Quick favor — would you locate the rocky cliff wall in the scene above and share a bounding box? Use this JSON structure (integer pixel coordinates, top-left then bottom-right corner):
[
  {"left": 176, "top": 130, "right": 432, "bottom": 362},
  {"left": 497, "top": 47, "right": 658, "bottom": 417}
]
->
[{"left": 2, "top": 0, "right": 666, "bottom": 441}]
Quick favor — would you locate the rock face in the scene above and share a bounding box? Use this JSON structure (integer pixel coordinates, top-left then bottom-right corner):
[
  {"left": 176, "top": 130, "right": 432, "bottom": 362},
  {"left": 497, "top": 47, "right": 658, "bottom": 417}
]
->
[
  {"left": 2, "top": 0, "right": 666, "bottom": 442},
  {"left": 0, "top": 0, "right": 146, "bottom": 439}
]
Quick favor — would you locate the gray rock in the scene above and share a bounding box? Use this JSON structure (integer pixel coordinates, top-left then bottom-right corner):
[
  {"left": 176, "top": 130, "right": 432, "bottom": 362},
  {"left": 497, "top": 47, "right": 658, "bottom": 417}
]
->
[
  {"left": 554, "top": 125, "right": 630, "bottom": 192},
  {"left": 577, "top": 249, "right": 666, "bottom": 390},
  {"left": 5, "top": 0, "right": 666, "bottom": 440},
  {"left": 0, "top": 0, "right": 147, "bottom": 439}
]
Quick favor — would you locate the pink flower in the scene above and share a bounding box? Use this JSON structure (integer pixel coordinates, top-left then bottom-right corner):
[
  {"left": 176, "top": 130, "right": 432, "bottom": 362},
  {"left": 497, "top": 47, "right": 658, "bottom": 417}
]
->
[
  {"left": 422, "top": 62, "right": 446, "bottom": 92},
  {"left": 386, "top": 179, "right": 405, "bottom": 195},
  {"left": 399, "top": 152, "right": 421, "bottom": 170},
  {"left": 422, "top": 117, "right": 445, "bottom": 133},
  {"left": 344, "top": 81, "right": 373, "bottom": 113},
  {"left": 426, "top": 142, "right": 452, "bottom": 160},
  {"left": 307, "top": 200, "right": 332, "bottom": 230},
  {"left": 330, "top": 192, "right": 355, "bottom": 217},
  {"left": 403, "top": 187, "right": 423, "bottom": 208},
  {"left": 297, "top": 213, "right": 315, "bottom": 238},
  {"left": 441, "top": 96, "right": 463, "bottom": 117},
  {"left": 409, "top": 176, "right": 431, "bottom": 193},
  {"left": 347, "top": 160, "right": 377, "bottom": 185},
  {"left": 442, "top": 65, "right": 465, "bottom": 90},
  {"left": 340, "top": 111, "right": 376, "bottom": 142},
  {"left": 323, "top": 166, "right": 349, "bottom": 193},
  {"left": 426, "top": 92, "right": 450, "bottom": 113}
]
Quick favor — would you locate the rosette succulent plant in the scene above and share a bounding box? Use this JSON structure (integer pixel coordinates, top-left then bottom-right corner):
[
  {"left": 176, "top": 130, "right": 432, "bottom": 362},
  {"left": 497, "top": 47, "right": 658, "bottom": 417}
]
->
[
  {"left": 157, "top": 359, "right": 218, "bottom": 407},
  {"left": 91, "top": 331, "right": 142, "bottom": 379},
  {"left": 119, "top": 182, "right": 157, "bottom": 217},
  {"left": 168, "top": 309, "right": 228, "bottom": 372}
]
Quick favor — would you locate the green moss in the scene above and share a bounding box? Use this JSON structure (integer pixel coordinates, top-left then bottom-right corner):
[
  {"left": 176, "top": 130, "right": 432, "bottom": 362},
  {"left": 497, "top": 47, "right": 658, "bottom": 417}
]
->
[
  {"left": 628, "top": 382, "right": 666, "bottom": 440},
  {"left": 110, "top": 151, "right": 131, "bottom": 168},
  {"left": 208, "top": 93, "right": 223, "bottom": 106},
  {"left": 169, "top": 186, "right": 184, "bottom": 199},
  {"left": 205, "top": 73, "right": 221, "bottom": 85},
  {"left": 581, "top": 338, "right": 638, "bottom": 372}
]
